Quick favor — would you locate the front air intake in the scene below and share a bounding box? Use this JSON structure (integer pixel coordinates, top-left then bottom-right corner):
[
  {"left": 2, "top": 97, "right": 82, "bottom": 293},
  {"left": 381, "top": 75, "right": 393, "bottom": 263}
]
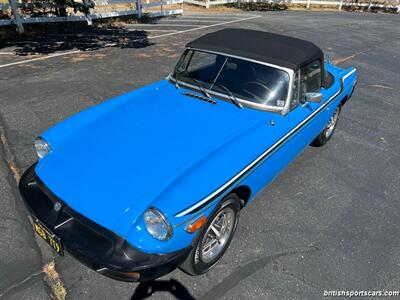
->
[{"left": 182, "top": 92, "right": 216, "bottom": 105}]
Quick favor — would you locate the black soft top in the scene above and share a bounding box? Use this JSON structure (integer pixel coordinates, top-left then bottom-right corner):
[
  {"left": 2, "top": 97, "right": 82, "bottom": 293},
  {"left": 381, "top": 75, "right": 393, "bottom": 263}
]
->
[{"left": 187, "top": 29, "right": 327, "bottom": 86}]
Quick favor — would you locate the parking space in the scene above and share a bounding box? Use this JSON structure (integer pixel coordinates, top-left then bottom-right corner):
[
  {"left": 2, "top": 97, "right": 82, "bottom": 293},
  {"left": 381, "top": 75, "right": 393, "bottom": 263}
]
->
[
  {"left": 1, "top": 10, "right": 400, "bottom": 300},
  {"left": 0, "top": 13, "right": 259, "bottom": 69}
]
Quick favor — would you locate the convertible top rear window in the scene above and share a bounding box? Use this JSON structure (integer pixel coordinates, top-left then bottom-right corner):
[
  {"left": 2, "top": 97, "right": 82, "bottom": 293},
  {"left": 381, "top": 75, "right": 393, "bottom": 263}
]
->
[{"left": 173, "top": 49, "right": 290, "bottom": 109}]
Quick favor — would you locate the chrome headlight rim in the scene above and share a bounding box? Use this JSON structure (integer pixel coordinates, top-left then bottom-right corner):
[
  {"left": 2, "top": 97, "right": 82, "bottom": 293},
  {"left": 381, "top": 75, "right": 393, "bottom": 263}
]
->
[
  {"left": 34, "top": 137, "right": 51, "bottom": 159},
  {"left": 143, "top": 208, "right": 172, "bottom": 241}
]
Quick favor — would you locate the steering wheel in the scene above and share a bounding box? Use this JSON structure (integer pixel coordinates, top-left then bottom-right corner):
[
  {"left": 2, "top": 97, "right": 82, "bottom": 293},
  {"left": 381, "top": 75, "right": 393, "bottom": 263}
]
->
[
  {"left": 243, "top": 81, "right": 272, "bottom": 92},
  {"left": 242, "top": 81, "right": 273, "bottom": 103}
]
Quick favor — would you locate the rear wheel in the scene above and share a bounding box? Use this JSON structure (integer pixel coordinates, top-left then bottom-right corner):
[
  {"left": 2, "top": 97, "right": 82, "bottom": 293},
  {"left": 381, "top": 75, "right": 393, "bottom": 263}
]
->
[
  {"left": 180, "top": 194, "right": 240, "bottom": 275},
  {"left": 311, "top": 105, "right": 341, "bottom": 147}
]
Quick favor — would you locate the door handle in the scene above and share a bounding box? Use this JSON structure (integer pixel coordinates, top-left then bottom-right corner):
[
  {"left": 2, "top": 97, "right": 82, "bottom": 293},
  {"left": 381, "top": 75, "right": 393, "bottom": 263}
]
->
[
  {"left": 301, "top": 101, "right": 313, "bottom": 111},
  {"left": 301, "top": 101, "right": 310, "bottom": 108}
]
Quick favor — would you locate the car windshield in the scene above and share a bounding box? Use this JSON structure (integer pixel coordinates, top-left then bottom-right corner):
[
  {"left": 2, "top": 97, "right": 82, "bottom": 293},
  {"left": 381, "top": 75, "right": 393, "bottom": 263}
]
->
[{"left": 173, "top": 49, "right": 290, "bottom": 108}]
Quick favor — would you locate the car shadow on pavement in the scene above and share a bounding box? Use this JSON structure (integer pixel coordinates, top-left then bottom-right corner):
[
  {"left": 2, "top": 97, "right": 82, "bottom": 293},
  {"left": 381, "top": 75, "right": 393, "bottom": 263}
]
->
[
  {"left": 0, "top": 24, "right": 153, "bottom": 55},
  {"left": 131, "top": 279, "right": 196, "bottom": 300}
]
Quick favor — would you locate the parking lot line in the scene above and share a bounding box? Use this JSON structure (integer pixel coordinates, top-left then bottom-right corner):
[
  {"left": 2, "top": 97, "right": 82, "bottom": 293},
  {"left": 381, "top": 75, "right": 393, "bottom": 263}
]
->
[
  {"left": 10, "top": 40, "right": 88, "bottom": 45},
  {"left": 183, "top": 13, "right": 257, "bottom": 17},
  {"left": 127, "top": 29, "right": 179, "bottom": 32},
  {"left": 0, "top": 14, "right": 260, "bottom": 69},
  {"left": 183, "top": 12, "right": 253, "bottom": 14},
  {"left": 44, "top": 29, "right": 180, "bottom": 36},
  {"left": 125, "top": 23, "right": 199, "bottom": 27},
  {"left": 0, "top": 50, "right": 81, "bottom": 69},
  {"left": 147, "top": 15, "right": 261, "bottom": 39},
  {"left": 178, "top": 16, "right": 243, "bottom": 19},
  {"left": 160, "top": 19, "right": 234, "bottom": 23}
]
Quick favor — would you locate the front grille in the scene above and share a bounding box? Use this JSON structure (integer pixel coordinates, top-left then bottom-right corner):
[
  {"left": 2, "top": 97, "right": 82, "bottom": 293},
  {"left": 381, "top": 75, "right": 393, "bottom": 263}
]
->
[
  {"left": 19, "top": 165, "right": 114, "bottom": 257},
  {"left": 56, "top": 213, "right": 114, "bottom": 257},
  {"left": 21, "top": 180, "right": 54, "bottom": 221},
  {"left": 19, "top": 164, "right": 191, "bottom": 279}
]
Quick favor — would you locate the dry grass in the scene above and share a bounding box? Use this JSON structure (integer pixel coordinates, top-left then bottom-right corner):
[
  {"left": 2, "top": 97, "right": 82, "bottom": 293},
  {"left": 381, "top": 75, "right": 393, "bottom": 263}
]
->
[
  {"left": 0, "top": 128, "right": 21, "bottom": 183},
  {"left": 43, "top": 261, "right": 67, "bottom": 300}
]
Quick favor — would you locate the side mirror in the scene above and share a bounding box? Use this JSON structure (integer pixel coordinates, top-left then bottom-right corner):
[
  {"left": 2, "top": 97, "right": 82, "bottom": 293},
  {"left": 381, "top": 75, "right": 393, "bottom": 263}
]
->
[{"left": 305, "top": 92, "right": 323, "bottom": 103}]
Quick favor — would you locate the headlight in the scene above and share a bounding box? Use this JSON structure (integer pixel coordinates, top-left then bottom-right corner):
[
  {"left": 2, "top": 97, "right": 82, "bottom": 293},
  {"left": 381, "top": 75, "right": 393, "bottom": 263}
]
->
[
  {"left": 143, "top": 208, "right": 172, "bottom": 241},
  {"left": 34, "top": 137, "right": 51, "bottom": 159}
]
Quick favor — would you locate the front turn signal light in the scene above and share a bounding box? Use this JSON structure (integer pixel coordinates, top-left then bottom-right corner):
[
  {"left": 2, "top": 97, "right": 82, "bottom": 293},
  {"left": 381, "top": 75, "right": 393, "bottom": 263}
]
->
[{"left": 186, "top": 216, "right": 207, "bottom": 233}]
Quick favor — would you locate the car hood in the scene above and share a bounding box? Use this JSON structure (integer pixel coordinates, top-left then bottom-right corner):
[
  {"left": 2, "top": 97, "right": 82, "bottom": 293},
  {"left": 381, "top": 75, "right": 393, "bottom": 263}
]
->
[{"left": 35, "top": 80, "right": 268, "bottom": 232}]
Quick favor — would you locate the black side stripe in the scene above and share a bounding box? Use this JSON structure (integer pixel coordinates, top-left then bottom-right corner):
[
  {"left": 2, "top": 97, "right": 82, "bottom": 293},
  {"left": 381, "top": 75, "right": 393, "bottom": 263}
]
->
[{"left": 175, "top": 72, "right": 354, "bottom": 218}]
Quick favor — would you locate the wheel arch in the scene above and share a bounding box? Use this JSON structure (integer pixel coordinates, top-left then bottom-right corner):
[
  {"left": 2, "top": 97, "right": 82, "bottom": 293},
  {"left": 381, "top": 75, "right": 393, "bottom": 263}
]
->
[
  {"left": 339, "top": 95, "right": 349, "bottom": 107},
  {"left": 230, "top": 185, "right": 252, "bottom": 208}
]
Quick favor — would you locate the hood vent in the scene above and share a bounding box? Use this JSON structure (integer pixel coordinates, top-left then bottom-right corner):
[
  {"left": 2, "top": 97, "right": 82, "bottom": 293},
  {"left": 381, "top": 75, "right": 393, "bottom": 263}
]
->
[{"left": 182, "top": 92, "right": 216, "bottom": 105}]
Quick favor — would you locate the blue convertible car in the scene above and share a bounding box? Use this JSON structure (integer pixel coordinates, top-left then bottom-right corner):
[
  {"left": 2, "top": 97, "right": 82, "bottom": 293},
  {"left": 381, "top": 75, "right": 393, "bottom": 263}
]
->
[{"left": 19, "top": 29, "right": 357, "bottom": 281}]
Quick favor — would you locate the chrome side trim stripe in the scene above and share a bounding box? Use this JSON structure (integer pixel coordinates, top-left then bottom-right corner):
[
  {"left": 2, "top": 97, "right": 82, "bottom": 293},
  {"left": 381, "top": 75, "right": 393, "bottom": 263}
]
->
[
  {"left": 342, "top": 68, "right": 356, "bottom": 81},
  {"left": 175, "top": 69, "right": 355, "bottom": 218}
]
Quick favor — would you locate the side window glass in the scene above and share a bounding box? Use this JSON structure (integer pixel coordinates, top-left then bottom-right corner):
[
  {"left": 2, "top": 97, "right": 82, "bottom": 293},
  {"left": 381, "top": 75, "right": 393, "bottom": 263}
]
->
[{"left": 299, "top": 60, "right": 321, "bottom": 100}]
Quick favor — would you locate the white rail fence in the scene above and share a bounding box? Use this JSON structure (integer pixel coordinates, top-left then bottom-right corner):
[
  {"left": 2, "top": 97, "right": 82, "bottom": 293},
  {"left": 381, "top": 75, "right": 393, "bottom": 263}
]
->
[
  {"left": 184, "top": 0, "right": 400, "bottom": 10},
  {"left": 0, "top": 0, "right": 183, "bottom": 32}
]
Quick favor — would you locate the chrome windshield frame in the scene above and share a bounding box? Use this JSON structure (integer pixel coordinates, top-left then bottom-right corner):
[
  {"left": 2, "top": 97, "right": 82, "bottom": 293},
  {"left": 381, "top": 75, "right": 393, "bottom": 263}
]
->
[{"left": 169, "top": 47, "right": 295, "bottom": 115}]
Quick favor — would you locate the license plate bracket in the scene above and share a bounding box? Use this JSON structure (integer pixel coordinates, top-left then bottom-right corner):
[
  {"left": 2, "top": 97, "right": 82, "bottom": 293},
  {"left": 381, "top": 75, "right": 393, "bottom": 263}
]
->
[{"left": 33, "top": 219, "right": 64, "bottom": 256}]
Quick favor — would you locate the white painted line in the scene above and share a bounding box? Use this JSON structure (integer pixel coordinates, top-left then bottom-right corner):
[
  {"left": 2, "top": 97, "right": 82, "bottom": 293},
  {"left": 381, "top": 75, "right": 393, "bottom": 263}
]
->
[
  {"left": 160, "top": 19, "right": 234, "bottom": 23},
  {"left": 0, "top": 15, "right": 260, "bottom": 69},
  {"left": 146, "top": 15, "right": 261, "bottom": 40},
  {"left": 184, "top": 13, "right": 257, "bottom": 17},
  {"left": 0, "top": 50, "right": 80, "bottom": 69},
  {"left": 45, "top": 29, "right": 179, "bottom": 35},
  {"left": 0, "top": 52, "right": 14, "bottom": 55},
  {"left": 177, "top": 16, "right": 243, "bottom": 19},
  {"left": 125, "top": 23, "right": 200, "bottom": 27},
  {"left": 10, "top": 40, "right": 93, "bottom": 46},
  {"left": 127, "top": 29, "right": 179, "bottom": 32},
  {"left": 11, "top": 40, "right": 63, "bottom": 44}
]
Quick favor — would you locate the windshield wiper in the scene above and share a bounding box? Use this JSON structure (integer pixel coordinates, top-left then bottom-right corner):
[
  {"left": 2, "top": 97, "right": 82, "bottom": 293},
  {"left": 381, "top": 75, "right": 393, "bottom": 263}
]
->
[
  {"left": 174, "top": 71, "right": 211, "bottom": 100},
  {"left": 187, "top": 76, "right": 212, "bottom": 99},
  {"left": 213, "top": 83, "right": 243, "bottom": 109}
]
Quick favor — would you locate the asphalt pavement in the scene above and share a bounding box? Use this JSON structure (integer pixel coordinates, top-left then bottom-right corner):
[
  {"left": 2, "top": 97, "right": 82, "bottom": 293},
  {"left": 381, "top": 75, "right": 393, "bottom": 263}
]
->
[{"left": 0, "top": 10, "right": 399, "bottom": 300}]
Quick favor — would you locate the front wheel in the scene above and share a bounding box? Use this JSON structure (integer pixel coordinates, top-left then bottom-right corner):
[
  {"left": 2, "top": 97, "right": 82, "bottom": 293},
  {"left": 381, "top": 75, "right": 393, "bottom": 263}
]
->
[
  {"left": 180, "top": 194, "right": 240, "bottom": 276},
  {"left": 311, "top": 105, "right": 341, "bottom": 147}
]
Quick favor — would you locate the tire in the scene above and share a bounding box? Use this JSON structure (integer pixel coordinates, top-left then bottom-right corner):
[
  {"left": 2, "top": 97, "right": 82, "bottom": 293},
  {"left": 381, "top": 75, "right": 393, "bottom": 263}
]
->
[
  {"left": 311, "top": 105, "right": 341, "bottom": 147},
  {"left": 180, "top": 194, "right": 240, "bottom": 276}
]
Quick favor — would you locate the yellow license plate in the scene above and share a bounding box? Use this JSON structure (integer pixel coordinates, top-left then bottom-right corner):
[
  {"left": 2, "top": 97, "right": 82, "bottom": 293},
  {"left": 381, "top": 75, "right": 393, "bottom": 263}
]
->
[{"left": 33, "top": 220, "right": 63, "bottom": 255}]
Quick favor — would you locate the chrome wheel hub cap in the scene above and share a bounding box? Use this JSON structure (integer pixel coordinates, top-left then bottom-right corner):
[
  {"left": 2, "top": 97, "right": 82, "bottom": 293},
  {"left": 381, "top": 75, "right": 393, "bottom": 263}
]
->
[
  {"left": 325, "top": 107, "right": 339, "bottom": 139},
  {"left": 199, "top": 207, "right": 235, "bottom": 264}
]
